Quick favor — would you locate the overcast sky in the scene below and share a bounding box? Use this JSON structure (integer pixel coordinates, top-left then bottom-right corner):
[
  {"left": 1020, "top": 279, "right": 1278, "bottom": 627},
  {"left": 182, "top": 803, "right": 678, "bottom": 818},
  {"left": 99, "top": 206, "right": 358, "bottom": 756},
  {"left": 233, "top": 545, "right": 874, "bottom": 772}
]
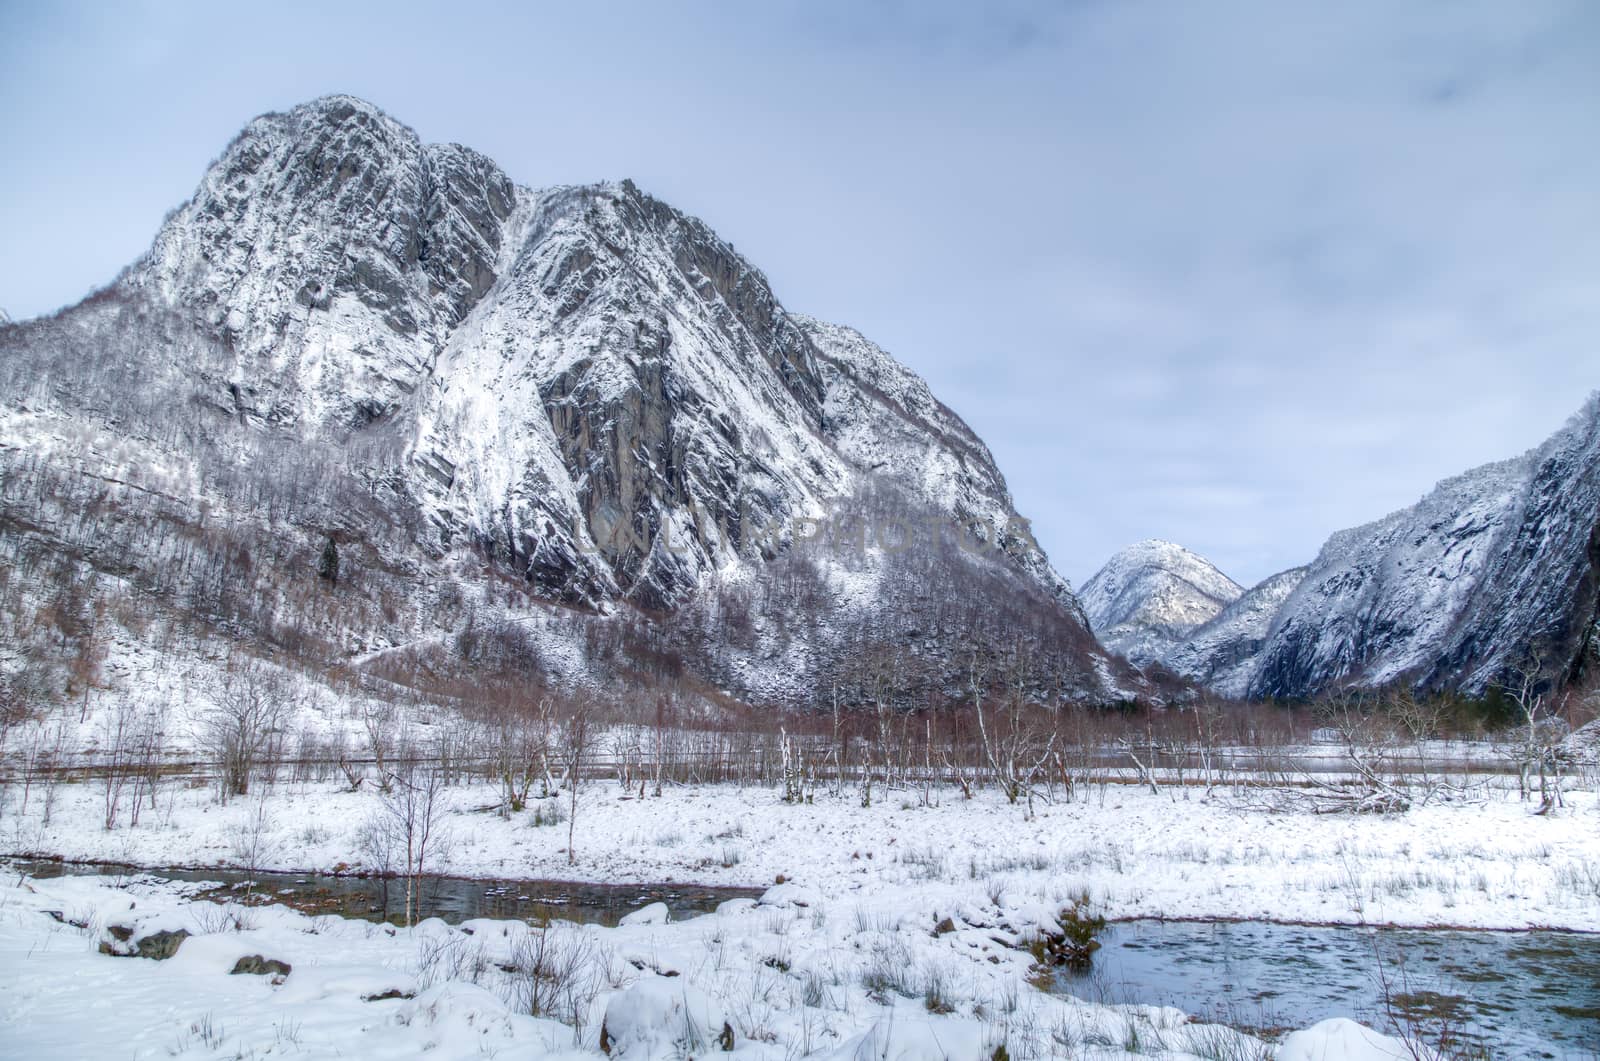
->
[{"left": 3, "top": 0, "right": 1596, "bottom": 586}]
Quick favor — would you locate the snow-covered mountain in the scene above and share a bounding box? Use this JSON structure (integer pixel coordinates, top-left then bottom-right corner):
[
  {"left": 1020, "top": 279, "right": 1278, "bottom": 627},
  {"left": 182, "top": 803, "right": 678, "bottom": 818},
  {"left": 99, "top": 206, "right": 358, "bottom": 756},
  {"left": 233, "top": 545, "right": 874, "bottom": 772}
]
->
[
  {"left": 0, "top": 95, "right": 1133, "bottom": 710},
  {"left": 1079, "top": 540, "right": 1241, "bottom": 666},
  {"left": 1164, "top": 567, "right": 1308, "bottom": 698},
  {"left": 1149, "top": 398, "right": 1600, "bottom": 699}
]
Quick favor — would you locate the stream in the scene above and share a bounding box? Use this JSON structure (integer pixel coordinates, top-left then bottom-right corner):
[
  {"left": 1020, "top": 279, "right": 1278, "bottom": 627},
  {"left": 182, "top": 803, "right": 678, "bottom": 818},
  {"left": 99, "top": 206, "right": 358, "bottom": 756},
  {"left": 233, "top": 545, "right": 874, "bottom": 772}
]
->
[{"left": 5, "top": 858, "right": 762, "bottom": 927}]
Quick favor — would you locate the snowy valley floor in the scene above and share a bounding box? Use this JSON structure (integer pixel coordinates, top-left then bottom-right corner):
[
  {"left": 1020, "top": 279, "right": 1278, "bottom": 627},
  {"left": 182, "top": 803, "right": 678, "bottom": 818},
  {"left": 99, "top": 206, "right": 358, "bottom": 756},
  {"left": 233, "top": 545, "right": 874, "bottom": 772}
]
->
[{"left": 2, "top": 777, "right": 1598, "bottom": 1059}]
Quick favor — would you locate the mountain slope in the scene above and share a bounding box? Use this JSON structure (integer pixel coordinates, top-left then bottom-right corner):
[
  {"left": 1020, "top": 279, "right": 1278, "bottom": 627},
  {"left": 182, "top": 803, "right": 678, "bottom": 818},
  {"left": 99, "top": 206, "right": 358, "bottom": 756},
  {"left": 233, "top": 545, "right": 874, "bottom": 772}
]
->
[
  {"left": 1164, "top": 567, "right": 1308, "bottom": 698},
  {"left": 1155, "top": 398, "right": 1600, "bottom": 699},
  {"left": 0, "top": 94, "right": 1133, "bottom": 714},
  {"left": 1079, "top": 540, "right": 1242, "bottom": 666}
]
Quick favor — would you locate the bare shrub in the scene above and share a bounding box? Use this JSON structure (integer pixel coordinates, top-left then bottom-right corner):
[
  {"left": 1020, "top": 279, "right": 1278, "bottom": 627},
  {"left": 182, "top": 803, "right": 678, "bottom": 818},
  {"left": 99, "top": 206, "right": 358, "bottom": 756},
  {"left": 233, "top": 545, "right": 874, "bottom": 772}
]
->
[{"left": 508, "top": 924, "right": 608, "bottom": 1038}]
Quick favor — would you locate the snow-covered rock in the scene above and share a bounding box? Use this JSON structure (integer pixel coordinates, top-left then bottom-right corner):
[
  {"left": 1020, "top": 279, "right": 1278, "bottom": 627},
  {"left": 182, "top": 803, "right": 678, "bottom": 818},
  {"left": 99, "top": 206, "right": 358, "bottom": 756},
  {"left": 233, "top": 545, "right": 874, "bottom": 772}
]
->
[
  {"left": 1274, "top": 1018, "right": 1424, "bottom": 1061},
  {"left": 616, "top": 901, "right": 669, "bottom": 927},
  {"left": 757, "top": 882, "right": 821, "bottom": 909},
  {"left": 116, "top": 93, "right": 1082, "bottom": 616},
  {"left": 823, "top": 1013, "right": 990, "bottom": 1060},
  {"left": 598, "top": 978, "right": 732, "bottom": 1058},
  {"left": 1165, "top": 566, "right": 1308, "bottom": 698}
]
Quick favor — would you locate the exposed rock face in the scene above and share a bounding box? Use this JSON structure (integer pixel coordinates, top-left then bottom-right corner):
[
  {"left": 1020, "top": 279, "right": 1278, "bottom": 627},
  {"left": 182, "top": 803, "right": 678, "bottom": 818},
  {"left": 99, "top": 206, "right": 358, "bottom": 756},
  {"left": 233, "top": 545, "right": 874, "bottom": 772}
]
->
[
  {"left": 129, "top": 96, "right": 515, "bottom": 432},
  {"left": 116, "top": 96, "right": 1078, "bottom": 616},
  {"left": 1560, "top": 717, "right": 1600, "bottom": 765},
  {"left": 1, "top": 94, "right": 1128, "bottom": 705},
  {"left": 802, "top": 316, "right": 1085, "bottom": 621},
  {"left": 407, "top": 178, "right": 851, "bottom": 609},
  {"left": 1246, "top": 397, "right": 1600, "bottom": 699},
  {"left": 1079, "top": 540, "right": 1242, "bottom": 666},
  {"left": 1142, "top": 396, "right": 1600, "bottom": 700}
]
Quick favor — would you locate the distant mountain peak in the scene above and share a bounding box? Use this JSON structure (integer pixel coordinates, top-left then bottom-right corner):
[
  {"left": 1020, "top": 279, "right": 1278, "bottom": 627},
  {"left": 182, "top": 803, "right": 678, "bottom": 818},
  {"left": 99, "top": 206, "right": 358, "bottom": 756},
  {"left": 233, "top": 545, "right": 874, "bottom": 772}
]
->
[{"left": 1080, "top": 540, "right": 1243, "bottom": 666}]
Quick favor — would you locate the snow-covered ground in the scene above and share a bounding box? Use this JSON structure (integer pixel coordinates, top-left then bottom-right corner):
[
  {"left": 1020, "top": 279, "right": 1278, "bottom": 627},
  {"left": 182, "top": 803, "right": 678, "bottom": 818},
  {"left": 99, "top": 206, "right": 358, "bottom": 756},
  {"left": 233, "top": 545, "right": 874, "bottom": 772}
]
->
[
  {"left": 3, "top": 865, "right": 1423, "bottom": 1060},
  {"left": 2, "top": 776, "right": 1596, "bottom": 1058},
  {"left": 7, "top": 778, "right": 1598, "bottom": 931}
]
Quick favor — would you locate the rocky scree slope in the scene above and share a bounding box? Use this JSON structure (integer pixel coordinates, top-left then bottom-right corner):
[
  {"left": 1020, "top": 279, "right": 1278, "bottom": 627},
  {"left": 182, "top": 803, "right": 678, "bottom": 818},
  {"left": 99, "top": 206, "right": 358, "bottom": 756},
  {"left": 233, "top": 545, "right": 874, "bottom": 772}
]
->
[{"left": 0, "top": 94, "right": 1134, "bottom": 709}]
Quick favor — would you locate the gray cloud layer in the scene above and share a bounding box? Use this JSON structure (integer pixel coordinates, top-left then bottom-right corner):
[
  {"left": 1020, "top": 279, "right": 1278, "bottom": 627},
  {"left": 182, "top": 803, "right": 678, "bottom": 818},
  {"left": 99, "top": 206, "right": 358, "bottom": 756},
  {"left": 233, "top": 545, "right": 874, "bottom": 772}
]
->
[{"left": 3, "top": 0, "right": 1595, "bottom": 586}]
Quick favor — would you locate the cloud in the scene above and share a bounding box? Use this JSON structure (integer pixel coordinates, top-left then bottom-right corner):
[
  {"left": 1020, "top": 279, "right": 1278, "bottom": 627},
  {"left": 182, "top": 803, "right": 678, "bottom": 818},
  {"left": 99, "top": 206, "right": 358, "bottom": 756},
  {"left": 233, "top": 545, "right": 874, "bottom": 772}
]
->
[{"left": 1, "top": 0, "right": 1595, "bottom": 587}]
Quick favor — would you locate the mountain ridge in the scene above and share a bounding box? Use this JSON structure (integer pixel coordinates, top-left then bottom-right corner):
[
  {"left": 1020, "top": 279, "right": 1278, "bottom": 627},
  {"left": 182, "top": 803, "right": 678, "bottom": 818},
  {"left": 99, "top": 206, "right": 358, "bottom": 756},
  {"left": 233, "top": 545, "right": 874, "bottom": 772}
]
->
[
  {"left": 1100, "top": 398, "right": 1600, "bottom": 700},
  {"left": 0, "top": 93, "right": 1135, "bottom": 712}
]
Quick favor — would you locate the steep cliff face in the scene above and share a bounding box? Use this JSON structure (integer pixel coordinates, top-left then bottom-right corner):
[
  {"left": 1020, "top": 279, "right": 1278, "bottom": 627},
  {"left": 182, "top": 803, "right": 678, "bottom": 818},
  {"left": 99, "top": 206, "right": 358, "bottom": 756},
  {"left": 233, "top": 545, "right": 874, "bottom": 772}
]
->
[
  {"left": 1, "top": 94, "right": 1125, "bottom": 706},
  {"left": 801, "top": 316, "right": 1083, "bottom": 621},
  {"left": 1246, "top": 399, "right": 1600, "bottom": 698},
  {"left": 1079, "top": 540, "right": 1242, "bottom": 666},
  {"left": 1412, "top": 396, "right": 1600, "bottom": 694},
  {"left": 114, "top": 97, "right": 852, "bottom": 608},
  {"left": 1146, "top": 397, "right": 1600, "bottom": 700}
]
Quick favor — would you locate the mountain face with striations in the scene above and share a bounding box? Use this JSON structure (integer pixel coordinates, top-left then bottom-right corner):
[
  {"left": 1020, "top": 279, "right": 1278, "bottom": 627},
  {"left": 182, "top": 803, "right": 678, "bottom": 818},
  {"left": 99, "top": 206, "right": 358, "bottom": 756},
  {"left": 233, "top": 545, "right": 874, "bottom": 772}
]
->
[
  {"left": 0, "top": 95, "right": 1132, "bottom": 711},
  {"left": 1079, "top": 540, "right": 1242, "bottom": 667},
  {"left": 1107, "top": 398, "right": 1600, "bottom": 700}
]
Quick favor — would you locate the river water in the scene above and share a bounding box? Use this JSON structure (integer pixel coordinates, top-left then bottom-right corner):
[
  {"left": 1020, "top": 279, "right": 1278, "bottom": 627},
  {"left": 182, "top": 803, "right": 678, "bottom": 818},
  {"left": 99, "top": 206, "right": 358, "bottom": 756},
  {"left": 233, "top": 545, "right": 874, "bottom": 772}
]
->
[
  {"left": 1056, "top": 918, "right": 1600, "bottom": 1059},
  {"left": 6, "top": 858, "right": 761, "bottom": 926}
]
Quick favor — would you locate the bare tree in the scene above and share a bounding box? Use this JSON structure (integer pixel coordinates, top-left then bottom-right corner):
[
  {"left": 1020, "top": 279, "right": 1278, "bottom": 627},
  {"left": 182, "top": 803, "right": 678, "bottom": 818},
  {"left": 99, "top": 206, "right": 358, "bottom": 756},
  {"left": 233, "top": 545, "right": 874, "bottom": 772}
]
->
[
  {"left": 198, "top": 663, "right": 284, "bottom": 803},
  {"left": 489, "top": 694, "right": 554, "bottom": 817},
  {"left": 14, "top": 716, "right": 69, "bottom": 827},
  {"left": 379, "top": 764, "right": 449, "bottom": 926},
  {"left": 780, "top": 726, "right": 810, "bottom": 804},
  {"left": 361, "top": 701, "right": 399, "bottom": 793},
  {"left": 127, "top": 704, "right": 167, "bottom": 826},
  {"left": 1503, "top": 666, "right": 1568, "bottom": 815},
  {"left": 231, "top": 795, "right": 277, "bottom": 907},
  {"left": 99, "top": 701, "right": 136, "bottom": 830},
  {"left": 650, "top": 694, "right": 669, "bottom": 798},
  {"left": 564, "top": 711, "right": 590, "bottom": 866},
  {"left": 972, "top": 650, "right": 1055, "bottom": 814},
  {"left": 1189, "top": 699, "right": 1228, "bottom": 797}
]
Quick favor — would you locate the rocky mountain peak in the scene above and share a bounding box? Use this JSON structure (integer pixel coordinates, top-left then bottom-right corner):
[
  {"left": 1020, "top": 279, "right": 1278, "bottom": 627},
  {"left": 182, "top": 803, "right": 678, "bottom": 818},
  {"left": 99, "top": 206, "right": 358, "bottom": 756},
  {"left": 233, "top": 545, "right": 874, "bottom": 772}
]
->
[
  {"left": 1079, "top": 540, "right": 1242, "bottom": 665},
  {"left": 124, "top": 93, "right": 518, "bottom": 433},
  {"left": 0, "top": 94, "right": 1134, "bottom": 707}
]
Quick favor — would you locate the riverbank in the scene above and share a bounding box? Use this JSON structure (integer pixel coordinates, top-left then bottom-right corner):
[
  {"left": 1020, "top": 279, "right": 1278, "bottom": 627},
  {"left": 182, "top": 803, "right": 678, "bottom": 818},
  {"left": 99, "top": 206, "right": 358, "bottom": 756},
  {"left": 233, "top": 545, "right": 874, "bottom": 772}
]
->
[{"left": 2, "top": 865, "right": 1426, "bottom": 1060}]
